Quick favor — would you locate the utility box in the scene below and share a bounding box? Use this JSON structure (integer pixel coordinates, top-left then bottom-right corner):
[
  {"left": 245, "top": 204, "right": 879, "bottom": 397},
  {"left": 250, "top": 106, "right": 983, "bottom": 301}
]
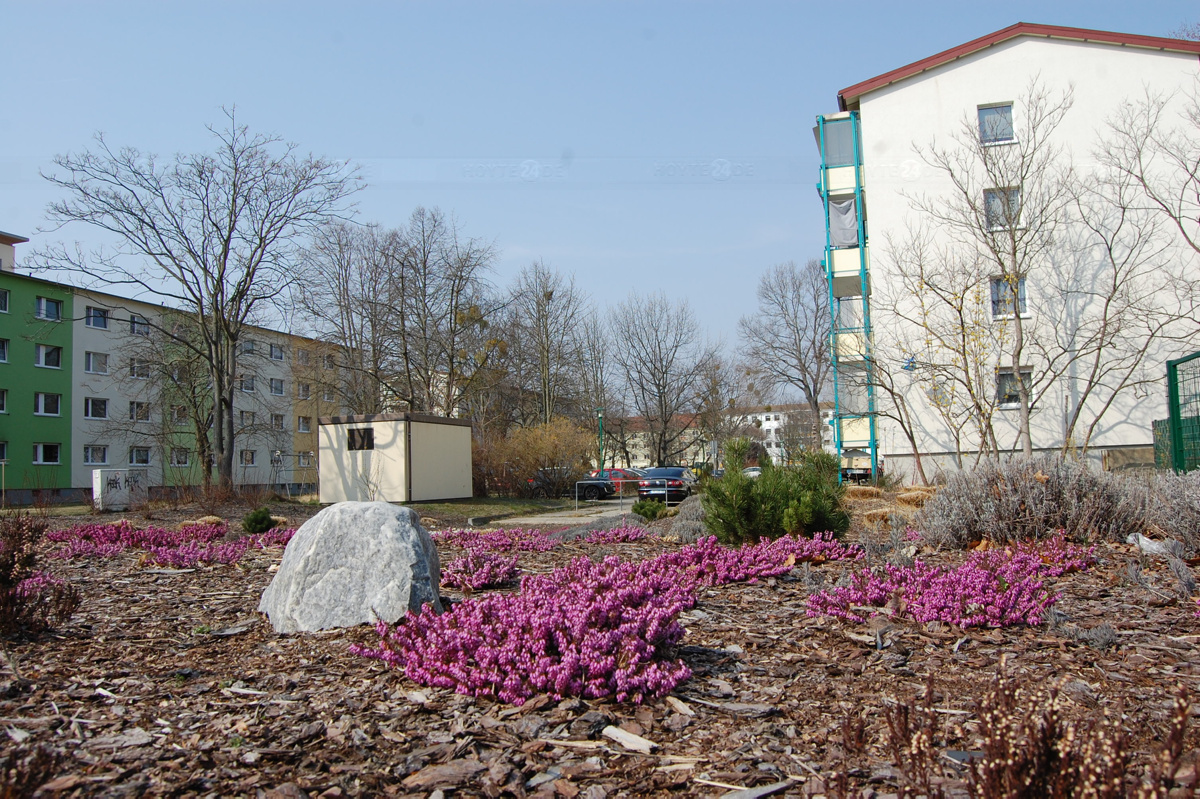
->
[
  {"left": 317, "top": 413, "right": 472, "bottom": 504},
  {"left": 92, "top": 469, "right": 149, "bottom": 511}
]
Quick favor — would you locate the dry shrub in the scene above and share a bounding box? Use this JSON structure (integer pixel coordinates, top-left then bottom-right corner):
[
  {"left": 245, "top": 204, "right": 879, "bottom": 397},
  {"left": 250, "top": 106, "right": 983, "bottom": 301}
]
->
[
  {"left": 473, "top": 419, "right": 594, "bottom": 497},
  {"left": 0, "top": 514, "right": 79, "bottom": 638},
  {"left": 844, "top": 485, "right": 882, "bottom": 501},
  {"left": 1126, "top": 470, "right": 1200, "bottom": 553},
  {"left": 915, "top": 455, "right": 1137, "bottom": 548}
]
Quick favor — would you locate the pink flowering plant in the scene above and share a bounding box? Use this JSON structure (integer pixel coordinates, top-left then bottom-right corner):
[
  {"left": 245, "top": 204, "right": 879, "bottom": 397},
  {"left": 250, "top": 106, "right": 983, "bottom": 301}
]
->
[
  {"left": 432, "top": 527, "right": 560, "bottom": 553},
  {"left": 48, "top": 521, "right": 295, "bottom": 568},
  {"left": 442, "top": 551, "right": 521, "bottom": 590},
  {"left": 1, "top": 514, "right": 80, "bottom": 636},
  {"left": 354, "top": 533, "right": 860, "bottom": 704},
  {"left": 583, "top": 526, "right": 653, "bottom": 544},
  {"left": 807, "top": 533, "right": 1094, "bottom": 627}
]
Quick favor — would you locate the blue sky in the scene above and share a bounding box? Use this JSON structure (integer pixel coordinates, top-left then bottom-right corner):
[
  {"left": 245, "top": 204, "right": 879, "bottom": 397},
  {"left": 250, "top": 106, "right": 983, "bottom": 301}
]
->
[{"left": 2, "top": 1, "right": 1195, "bottom": 346}]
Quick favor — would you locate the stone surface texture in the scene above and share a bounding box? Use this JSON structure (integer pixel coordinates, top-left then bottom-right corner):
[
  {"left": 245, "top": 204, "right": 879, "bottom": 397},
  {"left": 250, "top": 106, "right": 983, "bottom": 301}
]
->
[{"left": 259, "top": 501, "right": 442, "bottom": 633}]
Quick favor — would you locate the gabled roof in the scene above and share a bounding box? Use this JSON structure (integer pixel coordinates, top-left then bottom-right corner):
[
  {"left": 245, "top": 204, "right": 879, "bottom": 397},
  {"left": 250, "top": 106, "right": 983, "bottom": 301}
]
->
[{"left": 838, "top": 22, "right": 1200, "bottom": 110}]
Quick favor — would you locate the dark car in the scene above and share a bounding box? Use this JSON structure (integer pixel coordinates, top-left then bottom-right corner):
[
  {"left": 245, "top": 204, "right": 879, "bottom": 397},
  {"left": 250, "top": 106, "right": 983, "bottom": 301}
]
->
[
  {"left": 588, "top": 468, "right": 644, "bottom": 493},
  {"left": 526, "top": 468, "right": 616, "bottom": 501},
  {"left": 637, "top": 467, "right": 697, "bottom": 505}
]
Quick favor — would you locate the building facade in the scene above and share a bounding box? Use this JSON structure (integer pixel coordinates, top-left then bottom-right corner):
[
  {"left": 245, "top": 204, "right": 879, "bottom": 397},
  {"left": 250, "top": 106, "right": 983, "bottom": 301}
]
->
[
  {"left": 815, "top": 23, "right": 1200, "bottom": 483},
  {"left": 0, "top": 234, "right": 343, "bottom": 503}
]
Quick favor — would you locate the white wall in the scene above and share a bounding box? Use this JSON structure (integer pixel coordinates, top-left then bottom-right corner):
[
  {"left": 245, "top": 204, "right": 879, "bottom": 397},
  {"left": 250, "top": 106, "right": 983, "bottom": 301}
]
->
[{"left": 850, "top": 37, "right": 1200, "bottom": 472}]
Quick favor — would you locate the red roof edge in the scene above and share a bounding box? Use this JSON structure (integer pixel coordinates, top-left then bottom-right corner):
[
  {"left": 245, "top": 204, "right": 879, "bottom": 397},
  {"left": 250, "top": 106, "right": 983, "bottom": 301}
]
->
[
  {"left": 0, "top": 231, "right": 29, "bottom": 246},
  {"left": 838, "top": 22, "right": 1200, "bottom": 111}
]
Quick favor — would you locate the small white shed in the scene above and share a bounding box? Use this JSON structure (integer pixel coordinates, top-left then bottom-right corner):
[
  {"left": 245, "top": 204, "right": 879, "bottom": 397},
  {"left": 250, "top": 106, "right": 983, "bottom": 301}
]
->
[{"left": 317, "top": 413, "right": 472, "bottom": 504}]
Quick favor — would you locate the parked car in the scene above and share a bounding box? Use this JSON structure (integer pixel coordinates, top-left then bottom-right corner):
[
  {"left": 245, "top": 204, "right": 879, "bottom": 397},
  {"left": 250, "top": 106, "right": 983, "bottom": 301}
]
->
[
  {"left": 588, "top": 468, "right": 644, "bottom": 493},
  {"left": 637, "top": 466, "right": 697, "bottom": 505},
  {"left": 742, "top": 466, "right": 763, "bottom": 479},
  {"left": 526, "top": 468, "right": 616, "bottom": 500}
]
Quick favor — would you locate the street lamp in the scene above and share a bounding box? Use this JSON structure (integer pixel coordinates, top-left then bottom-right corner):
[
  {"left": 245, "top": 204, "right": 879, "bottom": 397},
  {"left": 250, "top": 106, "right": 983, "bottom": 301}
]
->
[{"left": 596, "top": 407, "right": 605, "bottom": 469}]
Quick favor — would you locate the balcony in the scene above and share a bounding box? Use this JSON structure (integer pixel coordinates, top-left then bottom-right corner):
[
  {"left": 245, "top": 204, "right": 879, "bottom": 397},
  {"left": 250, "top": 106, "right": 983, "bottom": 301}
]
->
[
  {"left": 837, "top": 417, "right": 872, "bottom": 448},
  {"left": 828, "top": 246, "right": 869, "bottom": 297},
  {"left": 821, "top": 165, "right": 864, "bottom": 197},
  {"left": 833, "top": 330, "right": 868, "bottom": 362}
]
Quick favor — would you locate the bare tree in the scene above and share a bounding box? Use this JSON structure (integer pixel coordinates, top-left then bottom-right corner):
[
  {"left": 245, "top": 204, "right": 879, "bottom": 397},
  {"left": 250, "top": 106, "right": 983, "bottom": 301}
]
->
[
  {"left": 739, "top": 259, "right": 831, "bottom": 447},
  {"left": 508, "top": 260, "right": 587, "bottom": 425},
  {"left": 609, "top": 293, "right": 717, "bottom": 466},
  {"left": 35, "top": 111, "right": 359, "bottom": 488},
  {"left": 692, "top": 358, "right": 767, "bottom": 468},
  {"left": 912, "top": 79, "right": 1075, "bottom": 456}
]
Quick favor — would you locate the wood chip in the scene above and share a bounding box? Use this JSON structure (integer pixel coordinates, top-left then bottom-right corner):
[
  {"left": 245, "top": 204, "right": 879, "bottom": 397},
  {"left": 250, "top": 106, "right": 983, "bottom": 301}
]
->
[
  {"left": 601, "top": 725, "right": 657, "bottom": 754},
  {"left": 665, "top": 696, "right": 695, "bottom": 716}
]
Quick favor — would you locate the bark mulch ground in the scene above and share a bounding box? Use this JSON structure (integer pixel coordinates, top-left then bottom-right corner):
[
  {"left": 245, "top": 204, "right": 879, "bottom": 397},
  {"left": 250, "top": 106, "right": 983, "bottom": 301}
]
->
[{"left": 3, "top": 501, "right": 1200, "bottom": 797}]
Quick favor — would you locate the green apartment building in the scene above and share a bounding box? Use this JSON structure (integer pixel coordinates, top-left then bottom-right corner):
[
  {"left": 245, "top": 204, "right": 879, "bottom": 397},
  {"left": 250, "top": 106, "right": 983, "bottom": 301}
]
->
[{"left": 0, "top": 232, "right": 77, "bottom": 502}]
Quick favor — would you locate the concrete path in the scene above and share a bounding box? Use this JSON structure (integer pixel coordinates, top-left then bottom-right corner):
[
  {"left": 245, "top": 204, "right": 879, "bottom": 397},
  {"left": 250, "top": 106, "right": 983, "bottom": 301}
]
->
[{"left": 477, "top": 496, "right": 641, "bottom": 528}]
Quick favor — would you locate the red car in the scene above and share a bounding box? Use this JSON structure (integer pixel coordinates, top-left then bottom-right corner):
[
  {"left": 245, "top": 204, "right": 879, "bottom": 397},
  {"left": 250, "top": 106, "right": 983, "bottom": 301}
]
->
[{"left": 588, "top": 468, "right": 644, "bottom": 492}]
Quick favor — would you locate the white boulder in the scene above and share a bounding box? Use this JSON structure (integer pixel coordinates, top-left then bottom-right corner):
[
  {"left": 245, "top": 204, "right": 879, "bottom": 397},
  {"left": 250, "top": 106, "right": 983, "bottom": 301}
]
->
[{"left": 259, "top": 501, "right": 442, "bottom": 633}]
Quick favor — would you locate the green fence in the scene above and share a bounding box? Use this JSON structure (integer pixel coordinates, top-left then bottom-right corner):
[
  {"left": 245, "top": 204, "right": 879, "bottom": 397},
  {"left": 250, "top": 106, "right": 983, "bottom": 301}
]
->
[{"left": 1161, "top": 351, "right": 1200, "bottom": 473}]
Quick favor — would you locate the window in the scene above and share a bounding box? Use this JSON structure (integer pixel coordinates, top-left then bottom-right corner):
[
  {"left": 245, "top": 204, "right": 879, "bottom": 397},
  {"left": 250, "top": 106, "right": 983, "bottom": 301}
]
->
[
  {"left": 990, "top": 277, "right": 1027, "bottom": 317},
  {"left": 322, "top": 354, "right": 335, "bottom": 370},
  {"left": 296, "top": 349, "right": 311, "bottom": 366},
  {"left": 129, "top": 401, "right": 150, "bottom": 422},
  {"left": 84, "top": 398, "right": 109, "bottom": 419},
  {"left": 170, "top": 448, "right": 190, "bottom": 467},
  {"left": 85, "top": 306, "right": 109, "bottom": 329},
  {"left": 0, "top": 441, "right": 7, "bottom": 461},
  {"left": 35, "top": 297, "right": 62, "bottom": 321},
  {"left": 171, "top": 405, "right": 188, "bottom": 425},
  {"left": 984, "top": 187, "right": 1021, "bottom": 230},
  {"left": 0, "top": 389, "right": 6, "bottom": 413},
  {"left": 241, "top": 340, "right": 257, "bottom": 356},
  {"left": 34, "top": 393, "right": 61, "bottom": 416},
  {"left": 240, "top": 375, "right": 255, "bottom": 392},
  {"left": 298, "top": 452, "right": 314, "bottom": 467},
  {"left": 35, "top": 344, "right": 62, "bottom": 368},
  {"left": 297, "top": 416, "right": 311, "bottom": 433},
  {"left": 240, "top": 449, "right": 256, "bottom": 466},
  {"left": 33, "top": 443, "right": 61, "bottom": 464},
  {"left": 240, "top": 410, "right": 256, "bottom": 427},
  {"left": 130, "top": 314, "right": 150, "bottom": 336},
  {"left": 270, "top": 378, "right": 284, "bottom": 396},
  {"left": 996, "top": 368, "right": 1032, "bottom": 407},
  {"left": 978, "top": 104, "right": 1014, "bottom": 144},
  {"left": 130, "top": 358, "right": 151, "bottom": 379},
  {"left": 84, "top": 351, "right": 108, "bottom": 374},
  {"left": 270, "top": 344, "right": 284, "bottom": 361},
  {"left": 348, "top": 428, "right": 374, "bottom": 451},
  {"left": 271, "top": 413, "right": 285, "bottom": 430},
  {"left": 297, "top": 382, "right": 311, "bottom": 400},
  {"left": 129, "top": 447, "right": 151, "bottom": 466},
  {"left": 322, "top": 387, "right": 335, "bottom": 403},
  {"left": 83, "top": 446, "right": 108, "bottom": 465},
  {"left": 0, "top": 339, "right": 6, "bottom": 363},
  {"left": 0, "top": 289, "right": 8, "bottom": 313}
]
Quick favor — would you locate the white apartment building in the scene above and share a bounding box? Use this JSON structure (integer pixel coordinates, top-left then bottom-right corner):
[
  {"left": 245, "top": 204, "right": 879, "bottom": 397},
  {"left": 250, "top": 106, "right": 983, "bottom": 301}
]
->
[{"left": 815, "top": 23, "right": 1200, "bottom": 483}]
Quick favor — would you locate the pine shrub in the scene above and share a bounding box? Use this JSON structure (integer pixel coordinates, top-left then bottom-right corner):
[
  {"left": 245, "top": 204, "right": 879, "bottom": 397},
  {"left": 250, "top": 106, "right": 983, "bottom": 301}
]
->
[
  {"left": 242, "top": 506, "right": 277, "bottom": 535},
  {"left": 631, "top": 499, "right": 667, "bottom": 521}
]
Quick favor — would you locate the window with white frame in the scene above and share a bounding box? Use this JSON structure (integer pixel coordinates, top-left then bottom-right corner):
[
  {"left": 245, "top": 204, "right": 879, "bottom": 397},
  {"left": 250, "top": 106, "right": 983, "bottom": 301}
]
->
[
  {"left": 33, "top": 443, "right": 61, "bottom": 464},
  {"left": 298, "top": 452, "right": 313, "bottom": 467},
  {"left": 129, "top": 401, "right": 150, "bottom": 422},
  {"left": 996, "top": 368, "right": 1032, "bottom": 407},
  {"left": 129, "top": 446, "right": 151, "bottom": 466},
  {"left": 984, "top": 187, "right": 1021, "bottom": 230},
  {"left": 270, "top": 343, "right": 284, "bottom": 361},
  {"left": 978, "top": 103, "right": 1014, "bottom": 144},
  {"left": 271, "top": 413, "right": 285, "bottom": 430},
  {"left": 322, "top": 387, "right": 335, "bottom": 403},
  {"left": 0, "top": 389, "right": 6, "bottom": 413},
  {"left": 990, "top": 276, "right": 1027, "bottom": 317},
  {"left": 34, "top": 393, "right": 61, "bottom": 416},
  {"left": 85, "top": 306, "right": 109, "bottom": 329},
  {"left": 270, "top": 378, "right": 284, "bottom": 396},
  {"left": 35, "top": 344, "right": 62, "bottom": 368},
  {"left": 297, "top": 382, "right": 311, "bottom": 400},
  {"left": 240, "top": 449, "right": 256, "bottom": 466},
  {"left": 130, "top": 314, "right": 150, "bottom": 336},
  {"left": 170, "top": 448, "right": 190, "bottom": 467},
  {"left": 130, "top": 358, "right": 151, "bottom": 379},
  {"left": 35, "top": 297, "right": 62, "bottom": 320},
  {"left": 171, "top": 405, "right": 188, "bottom": 425},
  {"left": 84, "top": 351, "right": 108, "bottom": 374},
  {"left": 240, "top": 374, "right": 255, "bottom": 392},
  {"left": 0, "top": 289, "right": 8, "bottom": 313},
  {"left": 322, "top": 354, "right": 335, "bottom": 370},
  {"left": 240, "top": 410, "right": 256, "bottom": 427},
  {"left": 0, "top": 339, "right": 7, "bottom": 363},
  {"left": 241, "top": 339, "right": 256, "bottom": 355},
  {"left": 297, "top": 416, "right": 311, "bottom": 433},
  {"left": 83, "top": 446, "right": 108, "bottom": 465},
  {"left": 84, "top": 397, "right": 108, "bottom": 419},
  {"left": 296, "top": 349, "right": 311, "bottom": 366}
]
